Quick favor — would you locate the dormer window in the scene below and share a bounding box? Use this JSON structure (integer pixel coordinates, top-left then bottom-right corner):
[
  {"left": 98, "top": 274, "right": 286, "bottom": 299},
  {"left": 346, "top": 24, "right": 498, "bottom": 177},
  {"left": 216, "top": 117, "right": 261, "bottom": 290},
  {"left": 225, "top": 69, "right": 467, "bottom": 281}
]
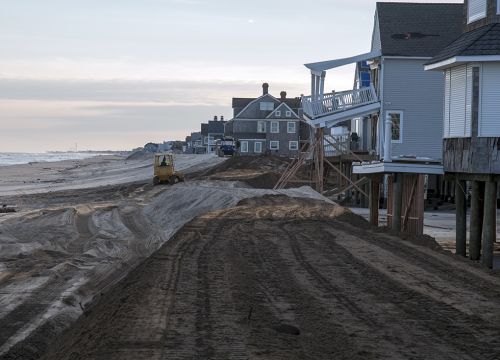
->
[
  {"left": 275, "top": 110, "right": 281, "bottom": 117},
  {"left": 468, "top": 0, "right": 487, "bottom": 23},
  {"left": 286, "top": 111, "right": 292, "bottom": 117},
  {"left": 260, "top": 102, "right": 274, "bottom": 111}
]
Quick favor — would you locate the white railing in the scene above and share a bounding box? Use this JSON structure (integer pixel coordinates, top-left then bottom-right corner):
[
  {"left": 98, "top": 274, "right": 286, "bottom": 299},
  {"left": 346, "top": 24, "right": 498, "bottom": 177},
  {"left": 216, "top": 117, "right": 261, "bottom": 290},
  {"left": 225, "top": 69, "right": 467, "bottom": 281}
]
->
[
  {"left": 302, "top": 85, "right": 378, "bottom": 119},
  {"left": 324, "top": 134, "right": 350, "bottom": 157}
]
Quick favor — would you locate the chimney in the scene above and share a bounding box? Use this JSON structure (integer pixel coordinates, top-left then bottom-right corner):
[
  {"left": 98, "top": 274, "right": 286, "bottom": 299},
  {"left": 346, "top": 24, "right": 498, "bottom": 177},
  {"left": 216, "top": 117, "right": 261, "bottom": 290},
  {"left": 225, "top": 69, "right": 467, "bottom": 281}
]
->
[
  {"left": 214, "top": 115, "right": 218, "bottom": 121},
  {"left": 262, "top": 83, "right": 269, "bottom": 95},
  {"left": 220, "top": 115, "right": 224, "bottom": 121},
  {"left": 280, "top": 91, "right": 287, "bottom": 101}
]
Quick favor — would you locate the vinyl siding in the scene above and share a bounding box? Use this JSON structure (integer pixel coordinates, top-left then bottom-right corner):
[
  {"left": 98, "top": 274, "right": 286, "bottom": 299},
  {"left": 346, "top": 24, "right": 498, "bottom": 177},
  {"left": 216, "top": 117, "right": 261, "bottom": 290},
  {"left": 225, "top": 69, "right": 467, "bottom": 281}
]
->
[
  {"left": 480, "top": 62, "right": 500, "bottom": 136},
  {"left": 444, "top": 70, "right": 451, "bottom": 137},
  {"left": 382, "top": 58, "right": 445, "bottom": 160}
]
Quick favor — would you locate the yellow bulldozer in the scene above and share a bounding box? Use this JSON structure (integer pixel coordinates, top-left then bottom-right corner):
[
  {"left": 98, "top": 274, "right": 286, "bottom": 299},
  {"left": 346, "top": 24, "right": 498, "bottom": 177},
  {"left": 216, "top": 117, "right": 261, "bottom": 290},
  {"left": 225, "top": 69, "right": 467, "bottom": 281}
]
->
[{"left": 153, "top": 153, "right": 185, "bottom": 185}]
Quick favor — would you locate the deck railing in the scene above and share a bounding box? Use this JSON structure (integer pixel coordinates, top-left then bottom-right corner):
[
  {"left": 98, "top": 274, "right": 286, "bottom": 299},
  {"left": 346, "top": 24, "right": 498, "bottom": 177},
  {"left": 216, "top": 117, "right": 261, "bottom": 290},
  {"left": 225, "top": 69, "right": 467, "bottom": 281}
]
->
[{"left": 302, "top": 85, "right": 378, "bottom": 120}]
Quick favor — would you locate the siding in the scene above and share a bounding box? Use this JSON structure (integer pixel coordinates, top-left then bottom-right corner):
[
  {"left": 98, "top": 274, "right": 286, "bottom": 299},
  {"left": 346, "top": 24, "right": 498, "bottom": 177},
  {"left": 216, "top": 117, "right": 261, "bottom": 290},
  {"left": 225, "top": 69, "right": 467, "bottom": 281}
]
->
[
  {"left": 382, "top": 58, "right": 445, "bottom": 160},
  {"left": 444, "top": 70, "right": 451, "bottom": 137},
  {"left": 480, "top": 62, "right": 500, "bottom": 136}
]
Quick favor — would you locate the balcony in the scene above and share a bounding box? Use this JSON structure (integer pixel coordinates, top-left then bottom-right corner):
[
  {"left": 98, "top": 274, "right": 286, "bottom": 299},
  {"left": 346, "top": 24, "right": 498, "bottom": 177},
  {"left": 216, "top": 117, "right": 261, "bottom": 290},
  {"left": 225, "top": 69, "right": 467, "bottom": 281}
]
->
[{"left": 302, "top": 85, "right": 381, "bottom": 127}]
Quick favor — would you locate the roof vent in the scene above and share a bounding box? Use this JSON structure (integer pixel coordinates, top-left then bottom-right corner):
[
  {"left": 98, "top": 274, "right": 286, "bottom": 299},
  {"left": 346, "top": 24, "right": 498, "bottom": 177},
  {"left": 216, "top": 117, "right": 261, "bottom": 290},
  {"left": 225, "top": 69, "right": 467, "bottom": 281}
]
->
[{"left": 391, "top": 32, "right": 439, "bottom": 40}]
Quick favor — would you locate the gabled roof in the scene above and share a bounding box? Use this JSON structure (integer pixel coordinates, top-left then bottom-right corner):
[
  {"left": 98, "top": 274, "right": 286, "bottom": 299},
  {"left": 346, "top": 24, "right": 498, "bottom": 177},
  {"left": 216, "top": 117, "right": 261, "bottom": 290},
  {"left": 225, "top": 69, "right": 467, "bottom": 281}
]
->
[
  {"left": 426, "top": 23, "right": 500, "bottom": 68},
  {"left": 376, "top": 2, "right": 463, "bottom": 57},
  {"left": 266, "top": 102, "right": 299, "bottom": 119},
  {"left": 234, "top": 93, "right": 281, "bottom": 119},
  {"left": 232, "top": 97, "right": 301, "bottom": 111}
]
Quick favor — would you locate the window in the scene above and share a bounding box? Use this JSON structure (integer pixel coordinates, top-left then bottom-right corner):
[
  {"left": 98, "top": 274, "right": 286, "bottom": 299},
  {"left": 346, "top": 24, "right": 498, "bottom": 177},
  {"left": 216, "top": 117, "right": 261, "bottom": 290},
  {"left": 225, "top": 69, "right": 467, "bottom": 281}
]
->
[
  {"left": 498, "top": 0, "right": 500, "bottom": 14},
  {"left": 271, "top": 121, "right": 279, "bottom": 133},
  {"left": 270, "top": 141, "right": 279, "bottom": 150},
  {"left": 360, "top": 72, "right": 371, "bottom": 88},
  {"left": 287, "top": 122, "right": 296, "bottom": 134},
  {"left": 289, "top": 141, "right": 299, "bottom": 151},
  {"left": 257, "top": 121, "right": 266, "bottom": 133},
  {"left": 286, "top": 111, "right": 292, "bottom": 117},
  {"left": 275, "top": 111, "right": 281, "bottom": 117},
  {"left": 468, "top": 0, "right": 487, "bottom": 23},
  {"left": 260, "top": 102, "right": 274, "bottom": 111},
  {"left": 254, "top": 142, "right": 262, "bottom": 153},
  {"left": 386, "top": 111, "right": 403, "bottom": 143},
  {"left": 240, "top": 141, "right": 248, "bottom": 153}
]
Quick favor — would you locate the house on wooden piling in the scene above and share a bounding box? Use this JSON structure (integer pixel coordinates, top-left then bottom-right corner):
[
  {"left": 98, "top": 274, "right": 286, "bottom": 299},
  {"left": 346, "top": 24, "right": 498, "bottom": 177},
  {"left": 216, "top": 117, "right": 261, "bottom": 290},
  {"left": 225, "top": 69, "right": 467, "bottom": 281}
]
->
[
  {"left": 425, "top": 0, "right": 500, "bottom": 268},
  {"left": 301, "top": 2, "right": 463, "bottom": 234}
]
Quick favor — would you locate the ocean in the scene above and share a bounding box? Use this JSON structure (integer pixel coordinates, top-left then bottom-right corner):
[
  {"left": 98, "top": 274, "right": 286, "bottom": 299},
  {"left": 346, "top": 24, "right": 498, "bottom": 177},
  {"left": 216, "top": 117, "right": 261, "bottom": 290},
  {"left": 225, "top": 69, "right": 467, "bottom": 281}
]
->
[{"left": 0, "top": 152, "right": 111, "bottom": 166}]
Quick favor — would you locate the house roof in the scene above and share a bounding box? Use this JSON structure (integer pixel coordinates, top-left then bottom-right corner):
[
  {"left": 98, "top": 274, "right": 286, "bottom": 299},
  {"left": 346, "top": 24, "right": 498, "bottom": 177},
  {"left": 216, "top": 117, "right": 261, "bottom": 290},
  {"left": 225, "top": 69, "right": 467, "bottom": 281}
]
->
[
  {"left": 305, "top": 50, "right": 381, "bottom": 73},
  {"left": 376, "top": 2, "right": 463, "bottom": 57},
  {"left": 266, "top": 102, "right": 299, "bottom": 119},
  {"left": 232, "top": 97, "right": 301, "bottom": 110},
  {"left": 426, "top": 23, "right": 500, "bottom": 67}
]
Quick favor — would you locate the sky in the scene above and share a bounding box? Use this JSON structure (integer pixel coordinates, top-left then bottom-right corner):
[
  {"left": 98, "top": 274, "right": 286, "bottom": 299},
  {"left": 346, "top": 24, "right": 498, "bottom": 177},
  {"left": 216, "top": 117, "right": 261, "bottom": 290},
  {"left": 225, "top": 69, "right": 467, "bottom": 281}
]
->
[{"left": 0, "top": 0, "right": 462, "bottom": 152}]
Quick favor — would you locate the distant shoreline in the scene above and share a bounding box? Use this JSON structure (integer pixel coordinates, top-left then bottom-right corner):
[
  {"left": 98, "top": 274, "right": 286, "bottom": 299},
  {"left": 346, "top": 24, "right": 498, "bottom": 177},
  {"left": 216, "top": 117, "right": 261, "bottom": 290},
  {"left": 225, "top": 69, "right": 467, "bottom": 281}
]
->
[{"left": 0, "top": 151, "right": 128, "bottom": 167}]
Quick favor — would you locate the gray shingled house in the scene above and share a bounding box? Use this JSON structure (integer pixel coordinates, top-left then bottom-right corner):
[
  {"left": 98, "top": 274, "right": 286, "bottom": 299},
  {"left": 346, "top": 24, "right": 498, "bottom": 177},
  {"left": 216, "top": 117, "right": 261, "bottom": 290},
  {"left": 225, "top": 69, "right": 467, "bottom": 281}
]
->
[
  {"left": 201, "top": 116, "right": 226, "bottom": 154},
  {"left": 304, "top": 2, "right": 463, "bottom": 162},
  {"left": 225, "top": 83, "right": 308, "bottom": 157},
  {"left": 425, "top": 0, "right": 500, "bottom": 266}
]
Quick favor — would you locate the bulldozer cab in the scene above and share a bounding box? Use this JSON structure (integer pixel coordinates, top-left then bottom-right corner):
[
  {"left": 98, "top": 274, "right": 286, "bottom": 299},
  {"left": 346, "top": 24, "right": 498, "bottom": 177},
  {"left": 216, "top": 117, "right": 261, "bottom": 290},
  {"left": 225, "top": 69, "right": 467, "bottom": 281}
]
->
[{"left": 153, "top": 153, "right": 184, "bottom": 185}]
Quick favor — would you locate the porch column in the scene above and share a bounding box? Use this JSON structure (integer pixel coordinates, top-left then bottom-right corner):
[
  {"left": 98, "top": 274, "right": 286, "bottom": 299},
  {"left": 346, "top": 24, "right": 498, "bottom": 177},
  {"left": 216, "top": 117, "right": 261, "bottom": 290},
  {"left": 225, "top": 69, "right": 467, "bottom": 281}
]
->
[
  {"left": 383, "top": 113, "right": 392, "bottom": 162},
  {"left": 311, "top": 73, "right": 317, "bottom": 100},
  {"left": 392, "top": 173, "right": 403, "bottom": 232},
  {"left": 455, "top": 179, "right": 467, "bottom": 257},
  {"left": 470, "top": 181, "right": 484, "bottom": 261},
  {"left": 319, "top": 71, "right": 326, "bottom": 100},
  {"left": 482, "top": 179, "right": 497, "bottom": 268}
]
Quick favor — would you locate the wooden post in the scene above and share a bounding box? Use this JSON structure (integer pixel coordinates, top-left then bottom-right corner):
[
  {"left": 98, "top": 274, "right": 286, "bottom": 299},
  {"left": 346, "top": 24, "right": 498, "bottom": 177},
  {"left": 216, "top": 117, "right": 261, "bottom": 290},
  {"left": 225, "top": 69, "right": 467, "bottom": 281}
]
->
[
  {"left": 455, "top": 179, "right": 467, "bottom": 257},
  {"left": 392, "top": 173, "right": 403, "bottom": 232},
  {"left": 482, "top": 180, "right": 497, "bottom": 269},
  {"left": 470, "top": 181, "right": 484, "bottom": 261},
  {"left": 369, "top": 178, "right": 380, "bottom": 226}
]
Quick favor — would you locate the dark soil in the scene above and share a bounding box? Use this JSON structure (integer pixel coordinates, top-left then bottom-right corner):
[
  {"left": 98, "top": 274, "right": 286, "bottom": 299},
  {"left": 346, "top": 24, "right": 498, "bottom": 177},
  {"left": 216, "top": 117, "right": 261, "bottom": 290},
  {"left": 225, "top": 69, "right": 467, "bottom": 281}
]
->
[{"left": 29, "top": 196, "right": 500, "bottom": 360}]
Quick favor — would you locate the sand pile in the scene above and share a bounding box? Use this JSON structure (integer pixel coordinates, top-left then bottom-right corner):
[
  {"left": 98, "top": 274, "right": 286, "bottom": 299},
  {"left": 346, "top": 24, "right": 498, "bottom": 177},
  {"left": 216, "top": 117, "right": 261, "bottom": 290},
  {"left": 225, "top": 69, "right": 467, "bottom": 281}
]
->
[{"left": 193, "top": 155, "right": 296, "bottom": 189}]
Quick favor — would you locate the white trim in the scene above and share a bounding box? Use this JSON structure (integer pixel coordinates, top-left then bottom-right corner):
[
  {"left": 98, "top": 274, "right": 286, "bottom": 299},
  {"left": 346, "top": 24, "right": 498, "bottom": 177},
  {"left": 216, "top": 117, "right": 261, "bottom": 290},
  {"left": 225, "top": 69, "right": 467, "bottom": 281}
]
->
[
  {"left": 287, "top": 121, "right": 296, "bottom": 134},
  {"left": 386, "top": 110, "right": 403, "bottom": 144},
  {"left": 289, "top": 141, "right": 299, "bottom": 151},
  {"left": 234, "top": 93, "right": 281, "bottom": 118},
  {"left": 240, "top": 141, "right": 249, "bottom": 153},
  {"left": 425, "top": 56, "right": 500, "bottom": 71},
  {"left": 353, "top": 162, "right": 443, "bottom": 175},
  {"left": 266, "top": 102, "right": 298, "bottom": 119},
  {"left": 383, "top": 56, "right": 433, "bottom": 60},
  {"left": 269, "top": 140, "right": 279, "bottom": 150},
  {"left": 305, "top": 49, "right": 382, "bottom": 74},
  {"left": 270, "top": 121, "right": 279, "bottom": 133},
  {"left": 275, "top": 110, "right": 281, "bottom": 117},
  {"left": 237, "top": 138, "right": 267, "bottom": 141},
  {"left": 254, "top": 141, "right": 262, "bottom": 153}
]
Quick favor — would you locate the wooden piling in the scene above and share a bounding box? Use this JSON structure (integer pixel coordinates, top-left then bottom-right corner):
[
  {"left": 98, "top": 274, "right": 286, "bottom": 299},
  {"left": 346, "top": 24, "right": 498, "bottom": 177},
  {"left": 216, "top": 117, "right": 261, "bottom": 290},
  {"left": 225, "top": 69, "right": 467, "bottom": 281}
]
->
[
  {"left": 392, "top": 174, "right": 403, "bottom": 232},
  {"left": 369, "top": 178, "right": 380, "bottom": 226},
  {"left": 482, "top": 180, "right": 497, "bottom": 269},
  {"left": 470, "top": 181, "right": 484, "bottom": 261},
  {"left": 455, "top": 179, "right": 467, "bottom": 257}
]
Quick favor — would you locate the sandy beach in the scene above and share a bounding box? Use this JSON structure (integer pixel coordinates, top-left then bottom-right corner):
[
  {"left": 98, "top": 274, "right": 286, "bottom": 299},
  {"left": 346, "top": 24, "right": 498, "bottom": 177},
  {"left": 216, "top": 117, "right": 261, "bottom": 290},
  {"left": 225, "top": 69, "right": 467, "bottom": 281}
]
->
[{"left": 2, "top": 154, "right": 500, "bottom": 359}]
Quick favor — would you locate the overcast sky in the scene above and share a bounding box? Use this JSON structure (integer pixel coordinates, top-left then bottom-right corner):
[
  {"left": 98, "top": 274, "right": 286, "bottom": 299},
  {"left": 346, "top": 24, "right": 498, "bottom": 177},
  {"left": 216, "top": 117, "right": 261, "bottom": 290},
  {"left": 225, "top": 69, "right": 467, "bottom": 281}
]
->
[{"left": 0, "top": 0, "right": 461, "bottom": 152}]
